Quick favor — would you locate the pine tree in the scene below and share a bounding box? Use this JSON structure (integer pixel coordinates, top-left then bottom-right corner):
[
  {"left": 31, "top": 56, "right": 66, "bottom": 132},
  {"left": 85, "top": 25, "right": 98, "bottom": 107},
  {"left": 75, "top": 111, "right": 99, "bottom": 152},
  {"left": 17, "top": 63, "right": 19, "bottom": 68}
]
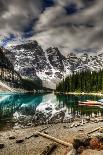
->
[{"left": 56, "top": 69, "right": 103, "bottom": 93}]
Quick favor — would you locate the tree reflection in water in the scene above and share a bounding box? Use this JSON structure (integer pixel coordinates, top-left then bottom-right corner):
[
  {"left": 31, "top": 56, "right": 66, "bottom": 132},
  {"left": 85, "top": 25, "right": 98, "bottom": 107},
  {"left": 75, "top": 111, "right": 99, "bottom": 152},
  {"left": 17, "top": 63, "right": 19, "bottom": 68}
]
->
[
  {"left": 56, "top": 94, "right": 103, "bottom": 117},
  {"left": 0, "top": 93, "right": 103, "bottom": 130},
  {"left": 0, "top": 93, "right": 43, "bottom": 130}
]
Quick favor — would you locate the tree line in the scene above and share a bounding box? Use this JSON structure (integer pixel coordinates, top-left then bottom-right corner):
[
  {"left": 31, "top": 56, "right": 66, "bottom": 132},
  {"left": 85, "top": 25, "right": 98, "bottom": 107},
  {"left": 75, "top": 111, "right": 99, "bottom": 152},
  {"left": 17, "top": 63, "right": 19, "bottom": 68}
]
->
[{"left": 56, "top": 70, "right": 103, "bottom": 92}]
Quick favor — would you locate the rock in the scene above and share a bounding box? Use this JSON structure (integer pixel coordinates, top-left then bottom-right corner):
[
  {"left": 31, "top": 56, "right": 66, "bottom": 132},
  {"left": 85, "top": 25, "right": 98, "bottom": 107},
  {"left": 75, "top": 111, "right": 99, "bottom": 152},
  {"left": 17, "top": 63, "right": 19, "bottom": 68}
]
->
[
  {"left": 16, "top": 139, "right": 24, "bottom": 143},
  {"left": 73, "top": 138, "right": 84, "bottom": 149},
  {"left": 13, "top": 126, "right": 21, "bottom": 130},
  {"left": 44, "top": 131, "right": 48, "bottom": 134},
  {"left": 94, "top": 120, "right": 99, "bottom": 123},
  {"left": 78, "top": 129, "right": 84, "bottom": 132},
  {"left": 77, "top": 123, "right": 80, "bottom": 126},
  {"left": 85, "top": 117, "right": 90, "bottom": 122},
  {"left": 74, "top": 123, "right": 80, "bottom": 127},
  {"left": 83, "top": 138, "right": 91, "bottom": 147},
  {"left": 90, "top": 137, "right": 101, "bottom": 149},
  {"left": 99, "top": 119, "right": 103, "bottom": 122},
  {"left": 45, "top": 107, "right": 52, "bottom": 111},
  {"left": 77, "top": 146, "right": 84, "bottom": 154},
  {"left": 0, "top": 143, "right": 5, "bottom": 149},
  {"left": 27, "top": 123, "right": 32, "bottom": 127},
  {"left": 63, "top": 125, "right": 67, "bottom": 128},
  {"left": 40, "top": 143, "right": 57, "bottom": 155},
  {"left": 9, "top": 136, "right": 15, "bottom": 140},
  {"left": 34, "top": 134, "right": 39, "bottom": 137},
  {"left": 73, "top": 137, "right": 91, "bottom": 149}
]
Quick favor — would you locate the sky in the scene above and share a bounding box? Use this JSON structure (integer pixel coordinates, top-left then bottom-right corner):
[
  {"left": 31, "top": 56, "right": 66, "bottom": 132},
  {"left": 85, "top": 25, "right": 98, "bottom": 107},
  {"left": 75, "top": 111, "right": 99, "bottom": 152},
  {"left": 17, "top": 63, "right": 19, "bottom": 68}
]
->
[{"left": 0, "top": 0, "right": 103, "bottom": 55}]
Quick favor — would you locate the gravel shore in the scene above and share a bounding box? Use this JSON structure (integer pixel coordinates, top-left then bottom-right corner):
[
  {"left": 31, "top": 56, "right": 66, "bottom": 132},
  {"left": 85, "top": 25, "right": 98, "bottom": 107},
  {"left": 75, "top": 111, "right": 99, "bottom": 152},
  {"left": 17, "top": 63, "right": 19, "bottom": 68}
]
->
[{"left": 0, "top": 117, "right": 103, "bottom": 155}]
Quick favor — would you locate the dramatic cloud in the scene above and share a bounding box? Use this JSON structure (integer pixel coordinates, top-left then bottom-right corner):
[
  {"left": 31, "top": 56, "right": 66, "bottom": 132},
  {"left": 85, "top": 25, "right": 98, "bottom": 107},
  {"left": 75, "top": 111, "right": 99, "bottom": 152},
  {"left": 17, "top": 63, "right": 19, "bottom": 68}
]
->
[
  {"left": 0, "top": 0, "right": 103, "bottom": 55},
  {"left": 0, "top": 0, "right": 41, "bottom": 33}
]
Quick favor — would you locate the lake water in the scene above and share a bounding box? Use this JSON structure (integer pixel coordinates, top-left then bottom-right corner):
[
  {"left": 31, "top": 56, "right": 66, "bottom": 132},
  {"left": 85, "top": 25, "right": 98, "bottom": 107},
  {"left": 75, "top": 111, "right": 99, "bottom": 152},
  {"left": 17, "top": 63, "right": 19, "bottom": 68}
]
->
[{"left": 0, "top": 92, "right": 103, "bottom": 130}]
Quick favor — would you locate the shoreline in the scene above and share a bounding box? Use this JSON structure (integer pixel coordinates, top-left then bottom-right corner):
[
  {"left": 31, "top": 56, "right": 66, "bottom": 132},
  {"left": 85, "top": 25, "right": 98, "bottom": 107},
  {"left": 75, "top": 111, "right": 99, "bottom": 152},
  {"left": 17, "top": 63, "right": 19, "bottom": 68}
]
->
[
  {"left": 55, "top": 91, "right": 103, "bottom": 97},
  {"left": 0, "top": 89, "right": 53, "bottom": 94},
  {"left": 0, "top": 116, "right": 103, "bottom": 155}
]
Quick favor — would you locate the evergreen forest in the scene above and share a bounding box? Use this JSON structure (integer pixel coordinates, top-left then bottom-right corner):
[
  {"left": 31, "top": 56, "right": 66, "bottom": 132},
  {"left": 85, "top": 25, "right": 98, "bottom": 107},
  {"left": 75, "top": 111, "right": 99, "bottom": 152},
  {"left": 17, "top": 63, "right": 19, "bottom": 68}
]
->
[{"left": 56, "top": 70, "right": 103, "bottom": 92}]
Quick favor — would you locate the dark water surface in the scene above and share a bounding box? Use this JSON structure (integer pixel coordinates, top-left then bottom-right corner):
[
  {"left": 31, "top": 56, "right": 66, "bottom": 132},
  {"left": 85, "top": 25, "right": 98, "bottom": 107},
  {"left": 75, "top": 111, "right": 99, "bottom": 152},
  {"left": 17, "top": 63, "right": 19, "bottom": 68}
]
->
[{"left": 0, "top": 92, "right": 103, "bottom": 130}]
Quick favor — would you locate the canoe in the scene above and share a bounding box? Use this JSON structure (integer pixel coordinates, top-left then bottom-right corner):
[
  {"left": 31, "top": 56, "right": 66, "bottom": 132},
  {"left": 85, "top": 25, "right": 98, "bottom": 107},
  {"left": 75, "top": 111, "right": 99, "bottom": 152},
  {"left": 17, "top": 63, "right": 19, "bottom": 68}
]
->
[
  {"left": 79, "top": 104, "right": 101, "bottom": 107},
  {"left": 78, "top": 101, "right": 101, "bottom": 105},
  {"left": 86, "top": 100, "right": 100, "bottom": 103}
]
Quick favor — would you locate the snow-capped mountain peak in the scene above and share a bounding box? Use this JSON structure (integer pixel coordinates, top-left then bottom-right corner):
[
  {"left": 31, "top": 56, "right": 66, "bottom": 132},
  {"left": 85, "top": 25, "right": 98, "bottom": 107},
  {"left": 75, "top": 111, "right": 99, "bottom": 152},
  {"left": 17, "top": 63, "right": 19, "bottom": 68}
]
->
[{"left": 3, "top": 41, "right": 103, "bottom": 89}]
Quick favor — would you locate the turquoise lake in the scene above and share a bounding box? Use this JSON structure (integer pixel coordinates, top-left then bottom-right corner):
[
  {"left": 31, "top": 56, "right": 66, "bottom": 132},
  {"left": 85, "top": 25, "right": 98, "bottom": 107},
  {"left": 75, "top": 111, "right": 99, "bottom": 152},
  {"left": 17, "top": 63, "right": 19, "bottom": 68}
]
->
[{"left": 0, "top": 93, "right": 103, "bottom": 130}]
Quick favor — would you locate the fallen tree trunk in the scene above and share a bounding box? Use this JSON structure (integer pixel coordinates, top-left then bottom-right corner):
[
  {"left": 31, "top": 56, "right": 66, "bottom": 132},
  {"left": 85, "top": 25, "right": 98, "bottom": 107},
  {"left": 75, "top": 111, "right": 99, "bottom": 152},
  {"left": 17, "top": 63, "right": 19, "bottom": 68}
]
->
[
  {"left": 36, "top": 131, "right": 73, "bottom": 148},
  {"left": 25, "top": 125, "right": 52, "bottom": 139},
  {"left": 40, "top": 143, "right": 57, "bottom": 155},
  {"left": 87, "top": 126, "right": 103, "bottom": 135}
]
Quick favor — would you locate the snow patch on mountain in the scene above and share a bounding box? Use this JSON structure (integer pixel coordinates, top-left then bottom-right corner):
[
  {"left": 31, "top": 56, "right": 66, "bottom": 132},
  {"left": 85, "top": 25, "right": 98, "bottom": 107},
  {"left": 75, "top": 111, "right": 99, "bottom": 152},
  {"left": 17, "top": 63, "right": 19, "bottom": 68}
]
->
[{"left": 3, "top": 41, "right": 103, "bottom": 89}]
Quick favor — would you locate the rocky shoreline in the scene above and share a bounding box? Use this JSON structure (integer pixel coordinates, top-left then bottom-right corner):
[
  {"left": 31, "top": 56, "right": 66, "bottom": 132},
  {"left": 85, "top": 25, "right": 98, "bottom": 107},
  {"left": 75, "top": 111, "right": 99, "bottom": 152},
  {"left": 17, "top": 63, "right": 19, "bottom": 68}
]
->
[{"left": 0, "top": 116, "right": 103, "bottom": 155}]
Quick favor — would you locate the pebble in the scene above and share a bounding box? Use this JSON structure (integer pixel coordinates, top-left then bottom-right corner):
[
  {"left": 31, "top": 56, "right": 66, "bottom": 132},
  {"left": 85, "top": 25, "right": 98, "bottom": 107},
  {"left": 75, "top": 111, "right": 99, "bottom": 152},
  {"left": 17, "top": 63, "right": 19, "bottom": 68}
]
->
[
  {"left": 34, "top": 134, "right": 39, "bottom": 137},
  {"left": 9, "top": 136, "right": 16, "bottom": 140},
  {"left": 16, "top": 139, "right": 24, "bottom": 143},
  {"left": 63, "top": 125, "right": 67, "bottom": 128},
  {"left": 75, "top": 124, "right": 78, "bottom": 127},
  {"left": 70, "top": 123, "right": 75, "bottom": 128},
  {"left": 0, "top": 143, "right": 5, "bottom": 149},
  {"left": 78, "top": 129, "right": 84, "bottom": 132},
  {"left": 44, "top": 131, "right": 48, "bottom": 134},
  {"left": 77, "top": 146, "right": 84, "bottom": 154}
]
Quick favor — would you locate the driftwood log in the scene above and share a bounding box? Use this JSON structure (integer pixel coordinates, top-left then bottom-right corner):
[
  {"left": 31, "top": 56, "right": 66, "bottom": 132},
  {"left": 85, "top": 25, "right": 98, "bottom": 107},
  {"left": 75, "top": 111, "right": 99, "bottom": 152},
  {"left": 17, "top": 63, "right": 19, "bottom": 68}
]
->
[
  {"left": 36, "top": 131, "right": 73, "bottom": 148},
  {"left": 25, "top": 125, "right": 52, "bottom": 139},
  {"left": 87, "top": 126, "right": 103, "bottom": 135},
  {"left": 40, "top": 143, "right": 57, "bottom": 155}
]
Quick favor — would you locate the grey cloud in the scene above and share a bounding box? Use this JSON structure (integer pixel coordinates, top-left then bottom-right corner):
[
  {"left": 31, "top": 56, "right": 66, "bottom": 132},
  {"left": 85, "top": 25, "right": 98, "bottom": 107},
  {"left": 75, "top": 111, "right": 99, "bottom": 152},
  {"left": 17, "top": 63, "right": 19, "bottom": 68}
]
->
[
  {"left": 32, "top": 0, "right": 103, "bottom": 55},
  {"left": 0, "top": 0, "right": 42, "bottom": 34}
]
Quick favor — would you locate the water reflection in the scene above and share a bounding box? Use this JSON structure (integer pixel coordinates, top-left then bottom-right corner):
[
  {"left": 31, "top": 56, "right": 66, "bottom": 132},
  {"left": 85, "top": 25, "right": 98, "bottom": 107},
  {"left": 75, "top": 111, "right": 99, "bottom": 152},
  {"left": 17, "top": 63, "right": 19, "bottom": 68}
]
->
[
  {"left": 0, "top": 93, "right": 43, "bottom": 130},
  {"left": 0, "top": 93, "right": 103, "bottom": 130},
  {"left": 56, "top": 94, "right": 103, "bottom": 117}
]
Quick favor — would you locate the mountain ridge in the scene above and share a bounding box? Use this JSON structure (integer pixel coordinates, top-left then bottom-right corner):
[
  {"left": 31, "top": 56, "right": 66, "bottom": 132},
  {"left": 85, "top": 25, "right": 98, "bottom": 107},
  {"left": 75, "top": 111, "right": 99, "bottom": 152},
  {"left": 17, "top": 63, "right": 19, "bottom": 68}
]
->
[{"left": 3, "top": 41, "right": 103, "bottom": 89}]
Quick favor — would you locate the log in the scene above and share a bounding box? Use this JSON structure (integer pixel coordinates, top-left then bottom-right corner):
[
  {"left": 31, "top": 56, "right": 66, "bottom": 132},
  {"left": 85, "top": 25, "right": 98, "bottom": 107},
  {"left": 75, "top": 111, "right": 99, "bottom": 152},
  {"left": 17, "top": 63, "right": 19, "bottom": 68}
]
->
[
  {"left": 25, "top": 125, "right": 52, "bottom": 139},
  {"left": 87, "top": 126, "right": 103, "bottom": 135},
  {"left": 70, "top": 123, "right": 75, "bottom": 128},
  {"left": 36, "top": 131, "right": 73, "bottom": 147},
  {"left": 40, "top": 143, "right": 57, "bottom": 155}
]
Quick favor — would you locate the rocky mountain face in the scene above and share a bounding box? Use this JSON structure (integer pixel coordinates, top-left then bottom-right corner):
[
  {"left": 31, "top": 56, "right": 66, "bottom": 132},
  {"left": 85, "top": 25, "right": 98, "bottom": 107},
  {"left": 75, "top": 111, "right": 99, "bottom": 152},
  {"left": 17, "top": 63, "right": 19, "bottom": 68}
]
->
[
  {"left": 4, "top": 41, "right": 103, "bottom": 89},
  {"left": 0, "top": 48, "right": 13, "bottom": 70}
]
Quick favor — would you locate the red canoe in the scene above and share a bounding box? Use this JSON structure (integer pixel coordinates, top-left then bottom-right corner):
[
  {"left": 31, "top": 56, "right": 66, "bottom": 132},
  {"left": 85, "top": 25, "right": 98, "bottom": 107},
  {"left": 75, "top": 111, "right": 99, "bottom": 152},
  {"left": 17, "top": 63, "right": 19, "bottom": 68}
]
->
[{"left": 78, "top": 100, "right": 101, "bottom": 106}]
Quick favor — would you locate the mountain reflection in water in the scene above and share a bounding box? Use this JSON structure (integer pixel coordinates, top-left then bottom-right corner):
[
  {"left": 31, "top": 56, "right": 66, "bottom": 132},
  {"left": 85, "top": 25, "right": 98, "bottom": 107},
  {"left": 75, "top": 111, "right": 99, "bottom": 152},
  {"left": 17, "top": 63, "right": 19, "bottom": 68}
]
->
[{"left": 0, "top": 93, "right": 103, "bottom": 130}]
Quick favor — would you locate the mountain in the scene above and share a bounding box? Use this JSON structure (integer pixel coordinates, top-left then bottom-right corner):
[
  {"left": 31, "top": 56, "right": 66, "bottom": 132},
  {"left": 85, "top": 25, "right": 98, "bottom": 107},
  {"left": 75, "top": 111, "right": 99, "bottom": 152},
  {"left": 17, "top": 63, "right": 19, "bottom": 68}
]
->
[
  {"left": 0, "top": 48, "right": 13, "bottom": 70},
  {"left": 0, "top": 47, "right": 43, "bottom": 91},
  {"left": 5, "top": 41, "right": 71, "bottom": 89},
  {"left": 4, "top": 41, "right": 103, "bottom": 89}
]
